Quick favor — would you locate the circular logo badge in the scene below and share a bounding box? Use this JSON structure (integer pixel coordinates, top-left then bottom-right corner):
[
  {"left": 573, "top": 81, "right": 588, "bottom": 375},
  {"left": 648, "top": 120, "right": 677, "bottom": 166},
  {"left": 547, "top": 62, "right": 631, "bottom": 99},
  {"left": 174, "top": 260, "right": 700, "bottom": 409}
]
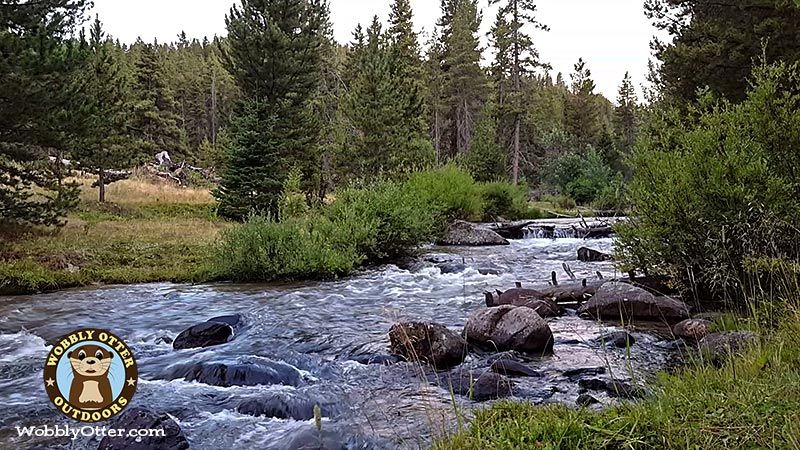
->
[{"left": 43, "top": 329, "right": 138, "bottom": 423}]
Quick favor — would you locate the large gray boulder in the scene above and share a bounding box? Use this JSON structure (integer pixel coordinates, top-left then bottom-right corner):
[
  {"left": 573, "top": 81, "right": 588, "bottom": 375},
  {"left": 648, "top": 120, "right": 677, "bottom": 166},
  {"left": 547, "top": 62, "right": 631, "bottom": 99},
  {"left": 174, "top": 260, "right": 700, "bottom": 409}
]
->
[
  {"left": 577, "top": 282, "right": 690, "bottom": 321},
  {"left": 437, "top": 220, "right": 510, "bottom": 246},
  {"left": 464, "top": 305, "right": 554, "bottom": 355},
  {"left": 699, "top": 331, "right": 759, "bottom": 365},
  {"left": 389, "top": 322, "right": 467, "bottom": 370}
]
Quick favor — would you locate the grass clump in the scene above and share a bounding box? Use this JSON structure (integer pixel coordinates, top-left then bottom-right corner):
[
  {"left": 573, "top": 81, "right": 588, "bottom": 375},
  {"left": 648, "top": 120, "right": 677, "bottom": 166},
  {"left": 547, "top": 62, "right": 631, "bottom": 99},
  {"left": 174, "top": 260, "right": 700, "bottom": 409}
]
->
[{"left": 435, "top": 309, "right": 800, "bottom": 450}]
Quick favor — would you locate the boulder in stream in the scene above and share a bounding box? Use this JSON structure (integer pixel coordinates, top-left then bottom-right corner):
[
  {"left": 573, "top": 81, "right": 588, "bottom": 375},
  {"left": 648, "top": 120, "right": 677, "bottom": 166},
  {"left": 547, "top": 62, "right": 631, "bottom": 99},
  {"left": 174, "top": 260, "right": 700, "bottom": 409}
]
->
[
  {"left": 594, "top": 331, "right": 636, "bottom": 348},
  {"left": 437, "top": 221, "right": 510, "bottom": 246},
  {"left": 464, "top": 305, "right": 554, "bottom": 355},
  {"left": 672, "top": 318, "right": 713, "bottom": 342},
  {"left": 389, "top": 322, "right": 467, "bottom": 370},
  {"left": 489, "top": 359, "right": 542, "bottom": 378},
  {"left": 699, "top": 331, "right": 759, "bottom": 365},
  {"left": 97, "top": 407, "right": 189, "bottom": 450},
  {"left": 165, "top": 359, "right": 303, "bottom": 387},
  {"left": 577, "top": 282, "right": 690, "bottom": 321},
  {"left": 173, "top": 314, "right": 246, "bottom": 350},
  {"left": 441, "top": 371, "right": 512, "bottom": 402},
  {"left": 577, "top": 247, "right": 612, "bottom": 262},
  {"left": 486, "top": 289, "right": 562, "bottom": 318}
]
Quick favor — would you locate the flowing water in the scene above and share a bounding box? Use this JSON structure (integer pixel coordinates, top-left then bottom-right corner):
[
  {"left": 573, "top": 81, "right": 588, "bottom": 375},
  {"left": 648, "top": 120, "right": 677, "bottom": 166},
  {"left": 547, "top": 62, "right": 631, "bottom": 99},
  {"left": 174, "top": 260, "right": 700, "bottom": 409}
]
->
[{"left": 0, "top": 224, "right": 678, "bottom": 449}]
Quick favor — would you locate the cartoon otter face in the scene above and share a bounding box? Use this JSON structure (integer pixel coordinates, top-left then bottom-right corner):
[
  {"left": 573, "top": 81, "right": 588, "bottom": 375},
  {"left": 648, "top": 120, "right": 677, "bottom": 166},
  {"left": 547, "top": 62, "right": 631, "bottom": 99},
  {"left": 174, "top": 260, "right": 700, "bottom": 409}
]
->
[{"left": 69, "top": 345, "right": 113, "bottom": 377}]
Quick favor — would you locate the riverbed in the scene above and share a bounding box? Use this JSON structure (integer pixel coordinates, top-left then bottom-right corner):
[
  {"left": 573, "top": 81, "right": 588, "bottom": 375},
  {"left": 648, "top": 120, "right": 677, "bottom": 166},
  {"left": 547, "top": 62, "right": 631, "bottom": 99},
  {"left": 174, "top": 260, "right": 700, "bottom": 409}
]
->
[{"left": 0, "top": 227, "right": 677, "bottom": 449}]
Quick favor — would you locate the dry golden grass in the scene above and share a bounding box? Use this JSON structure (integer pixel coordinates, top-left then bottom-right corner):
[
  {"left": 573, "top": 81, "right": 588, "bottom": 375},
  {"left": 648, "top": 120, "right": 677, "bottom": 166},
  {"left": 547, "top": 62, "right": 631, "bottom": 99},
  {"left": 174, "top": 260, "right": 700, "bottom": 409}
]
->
[{"left": 75, "top": 174, "right": 215, "bottom": 205}]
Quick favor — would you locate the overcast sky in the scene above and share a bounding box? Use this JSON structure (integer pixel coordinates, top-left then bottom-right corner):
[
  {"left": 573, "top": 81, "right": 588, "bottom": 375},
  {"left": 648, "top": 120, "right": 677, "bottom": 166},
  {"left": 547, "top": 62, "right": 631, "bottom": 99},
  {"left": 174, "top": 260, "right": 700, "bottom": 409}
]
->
[{"left": 89, "top": 0, "right": 663, "bottom": 101}]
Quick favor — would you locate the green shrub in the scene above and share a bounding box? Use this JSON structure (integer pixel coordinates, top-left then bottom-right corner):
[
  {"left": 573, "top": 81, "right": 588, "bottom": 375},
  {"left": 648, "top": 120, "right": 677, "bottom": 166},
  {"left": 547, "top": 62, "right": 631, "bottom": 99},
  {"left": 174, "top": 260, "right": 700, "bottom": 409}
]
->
[
  {"left": 480, "top": 182, "right": 540, "bottom": 221},
  {"left": 617, "top": 62, "right": 800, "bottom": 303},
  {"left": 326, "top": 181, "right": 436, "bottom": 261},
  {"left": 543, "top": 148, "right": 617, "bottom": 205},
  {"left": 591, "top": 175, "right": 627, "bottom": 212},
  {"left": 405, "top": 165, "right": 484, "bottom": 222},
  {"left": 542, "top": 194, "right": 577, "bottom": 211},
  {"left": 213, "top": 215, "right": 362, "bottom": 282},
  {"left": 279, "top": 167, "right": 310, "bottom": 220}
]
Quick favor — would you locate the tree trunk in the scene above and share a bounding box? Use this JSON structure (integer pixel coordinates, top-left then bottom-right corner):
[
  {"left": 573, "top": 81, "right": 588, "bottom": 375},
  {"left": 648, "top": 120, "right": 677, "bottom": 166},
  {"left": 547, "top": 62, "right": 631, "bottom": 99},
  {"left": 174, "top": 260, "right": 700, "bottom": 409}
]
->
[
  {"left": 98, "top": 168, "right": 106, "bottom": 203},
  {"left": 511, "top": 0, "right": 521, "bottom": 184}
]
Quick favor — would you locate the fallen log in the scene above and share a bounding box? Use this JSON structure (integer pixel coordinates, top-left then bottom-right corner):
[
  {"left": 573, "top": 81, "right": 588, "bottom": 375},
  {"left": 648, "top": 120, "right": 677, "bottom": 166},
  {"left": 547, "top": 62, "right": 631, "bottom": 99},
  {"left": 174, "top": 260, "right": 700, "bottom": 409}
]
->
[{"left": 486, "top": 221, "right": 536, "bottom": 239}]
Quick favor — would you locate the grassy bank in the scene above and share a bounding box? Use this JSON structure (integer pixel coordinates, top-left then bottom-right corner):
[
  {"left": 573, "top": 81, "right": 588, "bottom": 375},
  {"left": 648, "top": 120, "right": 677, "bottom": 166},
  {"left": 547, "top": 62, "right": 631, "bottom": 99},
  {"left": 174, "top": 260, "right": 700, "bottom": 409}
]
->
[
  {"left": 1, "top": 167, "right": 542, "bottom": 294},
  {"left": 0, "top": 177, "right": 229, "bottom": 295},
  {"left": 435, "top": 308, "right": 800, "bottom": 450}
]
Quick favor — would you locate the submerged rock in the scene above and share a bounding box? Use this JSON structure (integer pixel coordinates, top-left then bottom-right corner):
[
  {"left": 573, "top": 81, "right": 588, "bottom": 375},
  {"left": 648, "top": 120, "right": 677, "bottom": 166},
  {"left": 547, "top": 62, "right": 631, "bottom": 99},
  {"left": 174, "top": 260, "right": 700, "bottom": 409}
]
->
[
  {"left": 237, "top": 392, "right": 341, "bottom": 421},
  {"left": 441, "top": 371, "right": 512, "bottom": 402},
  {"left": 389, "top": 322, "right": 467, "bottom": 370},
  {"left": 699, "top": 331, "right": 759, "bottom": 365},
  {"left": 577, "top": 247, "right": 612, "bottom": 262},
  {"left": 489, "top": 359, "right": 542, "bottom": 378},
  {"left": 165, "top": 360, "right": 303, "bottom": 387},
  {"left": 577, "top": 282, "right": 690, "bottom": 321},
  {"left": 464, "top": 305, "right": 554, "bottom": 355},
  {"left": 437, "top": 220, "right": 510, "bottom": 246},
  {"left": 673, "top": 319, "right": 713, "bottom": 342},
  {"left": 350, "top": 353, "right": 403, "bottom": 366},
  {"left": 595, "top": 331, "right": 636, "bottom": 348},
  {"left": 576, "top": 394, "right": 600, "bottom": 407},
  {"left": 563, "top": 367, "right": 606, "bottom": 378},
  {"left": 97, "top": 408, "right": 188, "bottom": 450},
  {"left": 172, "top": 314, "right": 246, "bottom": 350}
]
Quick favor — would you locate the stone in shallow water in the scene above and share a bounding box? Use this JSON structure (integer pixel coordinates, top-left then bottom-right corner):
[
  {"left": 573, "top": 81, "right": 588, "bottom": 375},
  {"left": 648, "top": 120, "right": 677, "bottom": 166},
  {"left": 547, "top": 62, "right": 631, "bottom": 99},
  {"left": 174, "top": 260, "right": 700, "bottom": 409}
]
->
[
  {"left": 464, "top": 305, "right": 554, "bottom": 355},
  {"left": 577, "top": 282, "right": 690, "bottom": 321},
  {"left": 165, "top": 360, "right": 303, "bottom": 387},
  {"left": 595, "top": 331, "right": 636, "bottom": 348},
  {"left": 172, "top": 314, "right": 246, "bottom": 350},
  {"left": 389, "top": 322, "right": 467, "bottom": 370},
  {"left": 673, "top": 319, "right": 713, "bottom": 342},
  {"left": 577, "top": 394, "right": 600, "bottom": 407},
  {"left": 441, "top": 371, "right": 513, "bottom": 402},
  {"left": 97, "top": 407, "right": 188, "bottom": 450},
  {"left": 489, "top": 359, "right": 542, "bottom": 378}
]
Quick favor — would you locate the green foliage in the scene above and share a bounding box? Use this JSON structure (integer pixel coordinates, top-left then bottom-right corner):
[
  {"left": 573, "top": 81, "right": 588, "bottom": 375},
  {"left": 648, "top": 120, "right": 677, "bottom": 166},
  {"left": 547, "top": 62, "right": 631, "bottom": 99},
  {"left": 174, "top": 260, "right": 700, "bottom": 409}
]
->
[
  {"left": 213, "top": 215, "right": 361, "bottom": 282},
  {"left": 543, "top": 148, "right": 616, "bottom": 205},
  {"left": 646, "top": 0, "right": 800, "bottom": 103},
  {"left": 617, "top": 62, "right": 800, "bottom": 302},
  {"left": 279, "top": 167, "right": 311, "bottom": 220},
  {"left": 216, "top": 0, "right": 327, "bottom": 220},
  {"left": 479, "top": 182, "right": 540, "bottom": 221},
  {"left": 406, "top": 165, "right": 484, "bottom": 222},
  {"left": 465, "top": 113, "right": 506, "bottom": 182}
]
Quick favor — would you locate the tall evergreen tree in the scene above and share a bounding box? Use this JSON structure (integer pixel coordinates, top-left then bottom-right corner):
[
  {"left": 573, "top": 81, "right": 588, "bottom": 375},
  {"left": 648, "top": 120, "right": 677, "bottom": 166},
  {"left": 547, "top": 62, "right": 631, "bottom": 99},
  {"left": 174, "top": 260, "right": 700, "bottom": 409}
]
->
[
  {"left": 130, "top": 40, "right": 187, "bottom": 161},
  {"left": 489, "top": 0, "right": 548, "bottom": 183},
  {"left": 646, "top": 0, "right": 800, "bottom": 103},
  {"left": 216, "top": 0, "right": 327, "bottom": 220},
  {"left": 0, "top": 0, "right": 86, "bottom": 226},
  {"left": 566, "top": 58, "right": 601, "bottom": 148},
  {"left": 70, "top": 17, "right": 134, "bottom": 203},
  {"left": 440, "top": 0, "right": 488, "bottom": 158},
  {"left": 613, "top": 71, "right": 638, "bottom": 174}
]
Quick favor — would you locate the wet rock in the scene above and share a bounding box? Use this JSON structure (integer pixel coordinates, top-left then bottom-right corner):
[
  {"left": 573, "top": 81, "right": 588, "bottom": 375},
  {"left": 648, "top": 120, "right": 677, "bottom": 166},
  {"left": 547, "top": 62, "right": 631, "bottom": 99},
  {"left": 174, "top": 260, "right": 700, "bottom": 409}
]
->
[
  {"left": 606, "top": 381, "right": 645, "bottom": 399},
  {"left": 236, "top": 392, "right": 340, "bottom": 421},
  {"left": 541, "top": 281, "right": 605, "bottom": 304},
  {"left": 578, "top": 247, "right": 612, "bottom": 262},
  {"left": 673, "top": 319, "right": 713, "bottom": 342},
  {"left": 350, "top": 353, "right": 403, "bottom": 366},
  {"left": 166, "top": 360, "right": 303, "bottom": 387},
  {"left": 464, "top": 305, "right": 554, "bottom": 355},
  {"left": 577, "top": 282, "right": 690, "bottom": 321},
  {"left": 576, "top": 394, "right": 600, "bottom": 407},
  {"left": 389, "top": 322, "right": 467, "bottom": 370},
  {"left": 442, "top": 371, "right": 512, "bottom": 402},
  {"left": 488, "top": 288, "right": 563, "bottom": 318},
  {"left": 172, "top": 315, "right": 245, "bottom": 350},
  {"left": 97, "top": 407, "right": 188, "bottom": 450},
  {"left": 595, "top": 331, "right": 636, "bottom": 348},
  {"left": 437, "top": 220, "right": 510, "bottom": 247},
  {"left": 490, "top": 359, "right": 542, "bottom": 378},
  {"left": 563, "top": 367, "right": 606, "bottom": 378},
  {"left": 578, "top": 378, "right": 609, "bottom": 392},
  {"left": 699, "top": 331, "right": 759, "bottom": 365}
]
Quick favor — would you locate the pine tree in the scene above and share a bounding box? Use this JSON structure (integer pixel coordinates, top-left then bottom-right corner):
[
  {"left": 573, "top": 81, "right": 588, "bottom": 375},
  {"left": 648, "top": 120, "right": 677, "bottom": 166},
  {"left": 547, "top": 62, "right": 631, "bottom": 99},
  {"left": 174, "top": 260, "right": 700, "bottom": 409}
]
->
[
  {"left": 566, "top": 58, "right": 601, "bottom": 148},
  {"left": 489, "top": 0, "right": 548, "bottom": 183},
  {"left": 440, "top": 0, "right": 488, "bottom": 159},
  {"left": 70, "top": 17, "right": 134, "bottom": 203},
  {"left": 0, "top": 0, "right": 86, "bottom": 227},
  {"left": 613, "top": 71, "right": 638, "bottom": 174},
  {"left": 130, "top": 40, "right": 187, "bottom": 161},
  {"left": 466, "top": 109, "right": 506, "bottom": 182},
  {"left": 216, "top": 0, "right": 327, "bottom": 220}
]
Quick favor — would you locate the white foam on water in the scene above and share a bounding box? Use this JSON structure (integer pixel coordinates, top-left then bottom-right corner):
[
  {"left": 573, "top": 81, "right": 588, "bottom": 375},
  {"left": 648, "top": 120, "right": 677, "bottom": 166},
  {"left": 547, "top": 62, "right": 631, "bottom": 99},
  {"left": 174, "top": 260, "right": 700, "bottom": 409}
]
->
[{"left": 0, "top": 331, "right": 49, "bottom": 363}]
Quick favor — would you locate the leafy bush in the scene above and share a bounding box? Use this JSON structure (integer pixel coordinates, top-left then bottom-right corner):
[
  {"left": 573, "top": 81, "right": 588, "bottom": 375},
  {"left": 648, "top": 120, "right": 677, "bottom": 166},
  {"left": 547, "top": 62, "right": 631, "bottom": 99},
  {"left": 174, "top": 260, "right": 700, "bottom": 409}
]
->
[
  {"left": 616, "top": 62, "right": 800, "bottom": 303},
  {"left": 465, "top": 114, "right": 506, "bottom": 182},
  {"left": 480, "top": 182, "right": 541, "bottom": 221},
  {"left": 279, "top": 167, "right": 310, "bottom": 220},
  {"left": 213, "top": 215, "right": 362, "bottom": 282},
  {"left": 542, "top": 194, "right": 576, "bottom": 211},
  {"left": 591, "top": 175, "right": 627, "bottom": 212},
  {"left": 543, "top": 148, "right": 616, "bottom": 205},
  {"left": 405, "top": 165, "right": 484, "bottom": 222}
]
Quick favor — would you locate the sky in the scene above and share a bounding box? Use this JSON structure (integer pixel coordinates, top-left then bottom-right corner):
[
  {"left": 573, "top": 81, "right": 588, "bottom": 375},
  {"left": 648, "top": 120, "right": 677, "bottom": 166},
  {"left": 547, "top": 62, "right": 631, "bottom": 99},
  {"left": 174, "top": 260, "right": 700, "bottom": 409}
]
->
[{"left": 89, "top": 0, "right": 664, "bottom": 101}]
